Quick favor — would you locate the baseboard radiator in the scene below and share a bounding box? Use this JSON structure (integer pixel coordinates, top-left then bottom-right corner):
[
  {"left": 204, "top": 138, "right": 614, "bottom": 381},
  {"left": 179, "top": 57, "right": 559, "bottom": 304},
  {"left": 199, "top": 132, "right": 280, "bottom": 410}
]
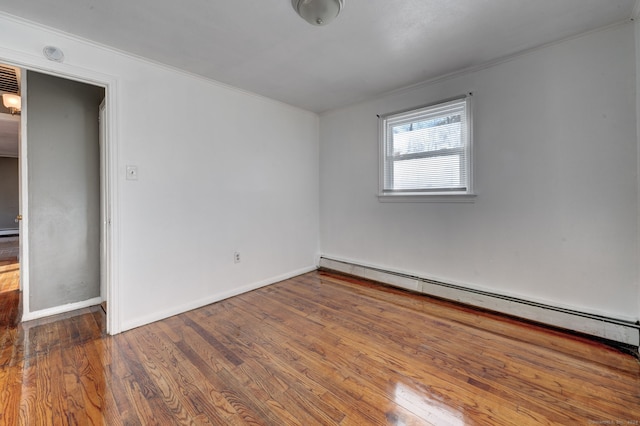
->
[{"left": 319, "top": 256, "right": 640, "bottom": 348}]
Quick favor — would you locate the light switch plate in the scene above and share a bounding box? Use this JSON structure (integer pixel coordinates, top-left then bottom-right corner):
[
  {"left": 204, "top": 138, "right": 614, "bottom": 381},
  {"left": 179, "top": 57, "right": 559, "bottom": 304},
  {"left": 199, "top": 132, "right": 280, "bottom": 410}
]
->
[{"left": 126, "top": 165, "right": 138, "bottom": 180}]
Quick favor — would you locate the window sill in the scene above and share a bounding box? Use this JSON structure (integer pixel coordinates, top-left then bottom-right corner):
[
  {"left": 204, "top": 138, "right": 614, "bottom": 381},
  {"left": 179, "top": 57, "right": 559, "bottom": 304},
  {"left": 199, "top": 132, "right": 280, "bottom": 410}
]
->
[{"left": 378, "top": 193, "right": 477, "bottom": 203}]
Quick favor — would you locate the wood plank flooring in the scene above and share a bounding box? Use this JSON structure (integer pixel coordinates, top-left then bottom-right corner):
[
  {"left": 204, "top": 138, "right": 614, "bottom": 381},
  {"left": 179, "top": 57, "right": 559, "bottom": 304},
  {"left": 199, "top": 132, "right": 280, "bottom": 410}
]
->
[
  {"left": 0, "top": 236, "right": 18, "bottom": 263},
  {"left": 0, "top": 259, "right": 19, "bottom": 293},
  {"left": 1, "top": 270, "right": 638, "bottom": 425}
]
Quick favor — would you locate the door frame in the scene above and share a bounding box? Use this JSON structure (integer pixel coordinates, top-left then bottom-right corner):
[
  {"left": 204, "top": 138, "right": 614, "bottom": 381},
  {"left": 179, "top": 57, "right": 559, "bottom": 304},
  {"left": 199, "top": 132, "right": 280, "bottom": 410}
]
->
[
  {"left": 99, "top": 99, "right": 109, "bottom": 316},
  {"left": 0, "top": 47, "right": 121, "bottom": 334}
]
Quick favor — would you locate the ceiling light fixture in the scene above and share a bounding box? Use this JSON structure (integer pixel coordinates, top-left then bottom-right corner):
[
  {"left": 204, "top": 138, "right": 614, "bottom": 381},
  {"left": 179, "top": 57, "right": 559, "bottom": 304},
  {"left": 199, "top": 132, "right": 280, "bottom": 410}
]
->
[
  {"left": 43, "top": 46, "right": 65, "bottom": 62},
  {"left": 2, "top": 94, "right": 21, "bottom": 115},
  {"left": 292, "top": 0, "right": 343, "bottom": 26}
]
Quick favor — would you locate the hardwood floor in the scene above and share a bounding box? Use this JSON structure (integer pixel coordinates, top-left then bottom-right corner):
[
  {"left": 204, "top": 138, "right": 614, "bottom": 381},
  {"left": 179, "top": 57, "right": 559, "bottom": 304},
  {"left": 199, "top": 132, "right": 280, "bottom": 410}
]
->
[
  {"left": 0, "top": 236, "right": 19, "bottom": 263},
  {"left": 0, "top": 258, "right": 19, "bottom": 293},
  {"left": 1, "top": 270, "right": 638, "bottom": 425}
]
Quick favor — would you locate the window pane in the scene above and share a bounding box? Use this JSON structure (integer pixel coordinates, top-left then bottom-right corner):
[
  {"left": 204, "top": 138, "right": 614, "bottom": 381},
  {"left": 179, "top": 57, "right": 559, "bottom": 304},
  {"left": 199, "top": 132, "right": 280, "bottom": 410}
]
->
[
  {"left": 391, "top": 116, "right": 462, "bottom": 156},
  {"left": 393, "top": 155, "right": 462, "bottom": 190},
  {"left": 380, "top": 96, "right": 472, "bottom": 195}
]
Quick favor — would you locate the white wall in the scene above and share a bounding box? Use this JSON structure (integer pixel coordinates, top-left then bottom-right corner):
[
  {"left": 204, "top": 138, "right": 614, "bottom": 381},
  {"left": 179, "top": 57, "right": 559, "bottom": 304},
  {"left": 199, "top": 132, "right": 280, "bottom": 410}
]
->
[
  {"left": 320, "top": 23, "right": 639, "bottom": 322},
  {"left": 0, "top": 13, "right": 319, "bottom": 331},
  {"left": 1, "top": 12, "right": 637, "bottom": 332}
]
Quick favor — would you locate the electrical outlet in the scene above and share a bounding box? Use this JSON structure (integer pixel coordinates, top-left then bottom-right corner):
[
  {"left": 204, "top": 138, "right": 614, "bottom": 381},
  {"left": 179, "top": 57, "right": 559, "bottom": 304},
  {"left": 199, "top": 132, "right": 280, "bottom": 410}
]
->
[{"left": 234, "top": 251, "right": 241, "bottom": 263}]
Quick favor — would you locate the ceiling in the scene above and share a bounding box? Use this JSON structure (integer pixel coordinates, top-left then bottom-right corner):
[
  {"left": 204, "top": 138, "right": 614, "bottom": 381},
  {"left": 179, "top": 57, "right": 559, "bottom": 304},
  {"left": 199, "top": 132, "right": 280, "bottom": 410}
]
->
[{"left": 0, "top": 0, "right": 635, "bottom": 113}]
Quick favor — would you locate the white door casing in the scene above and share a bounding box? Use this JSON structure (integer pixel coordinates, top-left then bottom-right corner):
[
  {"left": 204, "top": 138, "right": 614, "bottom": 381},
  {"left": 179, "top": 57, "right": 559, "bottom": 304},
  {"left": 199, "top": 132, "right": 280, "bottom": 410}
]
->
[{"left": 1, "top": 47, "right": 121, "bottom": 334}]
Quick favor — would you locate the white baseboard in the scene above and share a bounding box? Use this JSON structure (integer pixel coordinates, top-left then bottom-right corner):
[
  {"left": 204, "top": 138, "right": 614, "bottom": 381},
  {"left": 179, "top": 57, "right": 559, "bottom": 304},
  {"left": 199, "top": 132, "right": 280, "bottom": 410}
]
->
[
  {"left": 121, "top": 265, "right": 318, "bottom": 332},
  {"left": 319, "top": 256, "right": 640, "bottom": 347},
  {"left": 0, "top": 229, "right": 18, "bottom": 236},
  {"left": 22, "top": 296, "right": 103, "bottom": 322}
]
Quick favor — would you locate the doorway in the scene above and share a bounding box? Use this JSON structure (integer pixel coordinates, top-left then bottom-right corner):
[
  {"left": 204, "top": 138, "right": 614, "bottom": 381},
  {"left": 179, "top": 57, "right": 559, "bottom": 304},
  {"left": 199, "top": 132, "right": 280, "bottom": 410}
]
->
[
  {"left": 0, "top": 64, "right": 22, "bottom": 326},
  {"left": 0, "top": 62, "right": 111, "bottom": 331},
  {"left": 25, "top": 70, "right": 105, "bottom": 315}
]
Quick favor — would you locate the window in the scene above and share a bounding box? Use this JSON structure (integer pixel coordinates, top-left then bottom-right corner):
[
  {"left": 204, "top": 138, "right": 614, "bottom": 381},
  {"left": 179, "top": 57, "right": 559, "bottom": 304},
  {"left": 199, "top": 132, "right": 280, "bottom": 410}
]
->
[{"left": 379, "top": 95, "right": 473, "bottom": 198}]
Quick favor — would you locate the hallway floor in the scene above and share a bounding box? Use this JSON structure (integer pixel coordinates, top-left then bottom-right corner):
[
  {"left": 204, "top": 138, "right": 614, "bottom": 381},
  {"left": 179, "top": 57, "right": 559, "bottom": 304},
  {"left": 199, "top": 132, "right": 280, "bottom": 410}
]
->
[
  {"left": 0, "top": 258, "right": 19, "bottom": 293},
  {"left": 0, "top": 236, "right": 18, "bottom": 262}
]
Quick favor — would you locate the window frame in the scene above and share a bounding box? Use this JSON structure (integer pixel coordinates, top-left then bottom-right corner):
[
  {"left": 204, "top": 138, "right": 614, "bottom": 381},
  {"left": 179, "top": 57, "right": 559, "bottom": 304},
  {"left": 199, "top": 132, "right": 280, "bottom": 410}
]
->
[{"left": 378, "top": 94, "right": 475, "bottom": 201}]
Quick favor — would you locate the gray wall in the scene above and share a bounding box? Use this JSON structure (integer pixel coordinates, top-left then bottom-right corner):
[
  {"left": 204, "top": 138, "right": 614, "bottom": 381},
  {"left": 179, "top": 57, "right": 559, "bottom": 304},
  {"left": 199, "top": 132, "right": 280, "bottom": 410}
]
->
[
  {"left": 27, "top": 71, "right": 104, "bottom": 311},
  {"left": 0, "top": 156, "right": 18, "bottom": 230}
]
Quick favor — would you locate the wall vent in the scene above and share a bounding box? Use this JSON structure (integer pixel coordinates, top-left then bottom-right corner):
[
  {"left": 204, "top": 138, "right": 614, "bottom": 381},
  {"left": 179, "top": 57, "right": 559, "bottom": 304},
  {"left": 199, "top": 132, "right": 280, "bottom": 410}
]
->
[{"left": 0, "top": 65, "right": 19, "bottom": 94}]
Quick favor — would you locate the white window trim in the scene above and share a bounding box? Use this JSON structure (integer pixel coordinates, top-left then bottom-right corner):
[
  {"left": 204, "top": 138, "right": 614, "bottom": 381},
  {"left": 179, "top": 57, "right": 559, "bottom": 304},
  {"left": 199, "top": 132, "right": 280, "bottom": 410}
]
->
[
  {"left": 378, "top": 94, "right": 475, "bottom": 201},
  {"left": 377, "top": 193, "right": 477, "bottom": 203}
]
